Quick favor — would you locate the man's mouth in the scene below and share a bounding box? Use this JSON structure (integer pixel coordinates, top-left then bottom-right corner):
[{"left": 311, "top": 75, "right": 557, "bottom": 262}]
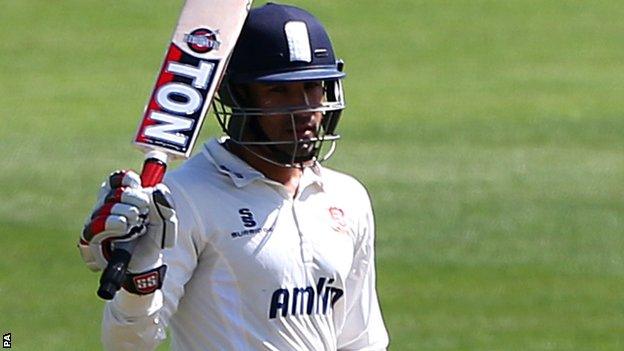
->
[
  {"left": 296, "top": 127, "right": 318, "bottom": 141},
  {"left": 286, "top": 123, "right": 317, "bottom": 140}
]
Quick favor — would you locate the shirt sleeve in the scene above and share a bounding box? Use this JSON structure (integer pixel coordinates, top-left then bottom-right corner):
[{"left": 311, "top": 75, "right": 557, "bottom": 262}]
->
[
  {"left": 337, "top": 192, "right": 389, "bottom": 351},
  {"left": 101, "top": 177, "right": 204, "bottom": 351}
]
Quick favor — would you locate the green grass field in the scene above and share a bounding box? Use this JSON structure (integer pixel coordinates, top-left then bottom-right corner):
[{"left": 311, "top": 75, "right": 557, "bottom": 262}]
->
[{"left": 1, "top": 0, "right": 623, "bottom": 349}]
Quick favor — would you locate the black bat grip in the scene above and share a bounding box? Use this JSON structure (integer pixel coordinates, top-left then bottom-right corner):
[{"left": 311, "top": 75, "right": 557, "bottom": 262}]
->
[
  {"left": 96, "top": 156, "right": 167, "bottom": 300},
  {"left": 97, "top": 243, "right": 134, "bottom": 300}
]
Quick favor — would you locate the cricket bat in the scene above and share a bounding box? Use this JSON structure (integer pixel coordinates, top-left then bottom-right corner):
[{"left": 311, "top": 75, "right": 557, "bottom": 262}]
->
[{"left": 97, "top": 0, "right": 253, "bottom": 300}]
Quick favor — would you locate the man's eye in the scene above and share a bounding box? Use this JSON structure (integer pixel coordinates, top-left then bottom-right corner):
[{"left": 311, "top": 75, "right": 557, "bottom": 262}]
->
[
  {"left": 268, "top": 86, "right": 287, "bottom": 94},
  {"left": 304, "top": 82, "right": 323, "bottom": 91}
]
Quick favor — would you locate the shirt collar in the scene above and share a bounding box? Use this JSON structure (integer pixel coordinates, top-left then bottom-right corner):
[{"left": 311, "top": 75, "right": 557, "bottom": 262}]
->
[
  {"left": 301, "top": 162, "right": 325, "bottom": 191},
  {"left": 202, "top": 137, "right": 325, "bottom": 191},
  {"left": 202, "top": 137, "right": 265, "bottom": 188}
]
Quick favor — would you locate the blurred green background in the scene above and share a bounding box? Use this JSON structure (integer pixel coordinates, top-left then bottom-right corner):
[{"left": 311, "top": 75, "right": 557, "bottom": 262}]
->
[{"left": 1, "top": 0, "right": 623, "bottom": 349}]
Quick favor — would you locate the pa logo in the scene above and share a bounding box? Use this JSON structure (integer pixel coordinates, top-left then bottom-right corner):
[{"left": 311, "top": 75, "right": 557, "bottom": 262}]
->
[{"left": 3, "top": 333, "right": 11, "bottom": 348}]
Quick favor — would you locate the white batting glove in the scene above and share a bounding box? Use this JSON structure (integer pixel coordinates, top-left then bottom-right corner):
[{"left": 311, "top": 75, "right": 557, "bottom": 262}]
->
[{"left": 78, "top": 170, "right": 177, "bottom": 273}]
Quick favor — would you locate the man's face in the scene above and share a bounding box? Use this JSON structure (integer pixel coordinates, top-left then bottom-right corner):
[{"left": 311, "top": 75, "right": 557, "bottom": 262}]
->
[{"left": 245, "top": 81, "right": 325, "bottom": 160}]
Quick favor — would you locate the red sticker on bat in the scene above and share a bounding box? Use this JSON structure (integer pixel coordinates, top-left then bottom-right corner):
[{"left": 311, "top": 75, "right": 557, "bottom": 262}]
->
[{"left": 184, "top": 28, "right": 221, "bottom": 54}]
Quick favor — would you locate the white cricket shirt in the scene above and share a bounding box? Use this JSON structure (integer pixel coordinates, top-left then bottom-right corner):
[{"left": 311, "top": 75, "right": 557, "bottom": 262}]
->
[{"left": 102, "top": 138, "right": 389, "bottom": 350}]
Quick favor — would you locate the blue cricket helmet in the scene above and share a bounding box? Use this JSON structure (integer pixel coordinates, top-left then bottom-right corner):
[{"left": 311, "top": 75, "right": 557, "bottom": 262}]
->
[
  {"left": 213, "top": 3, "right": 346, "bottom": 167},
  {"left": 226, "top": 2, "right": 345, "bottom": 83}
]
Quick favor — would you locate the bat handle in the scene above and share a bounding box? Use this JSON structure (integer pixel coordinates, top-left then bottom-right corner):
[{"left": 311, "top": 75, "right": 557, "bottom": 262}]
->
[{"left": 97, "top": 151, "right": 168, "bottom": 300}]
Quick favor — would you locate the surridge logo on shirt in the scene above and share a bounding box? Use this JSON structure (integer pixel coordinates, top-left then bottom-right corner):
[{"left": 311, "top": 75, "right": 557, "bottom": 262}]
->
[
  {"left": 231, "top": 208, "right": 273, "bottom": 238},
  {"left": 238, "top": 208, "right": 257, "bottom": 227},
  {"left": 269, "top": 277, "right": 344, "bottom": 319}
]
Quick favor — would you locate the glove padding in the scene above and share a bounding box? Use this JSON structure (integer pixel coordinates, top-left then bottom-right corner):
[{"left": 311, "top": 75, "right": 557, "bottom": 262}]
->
[{"left": 78, "top": 170, "right": 177, "bottom": 273}]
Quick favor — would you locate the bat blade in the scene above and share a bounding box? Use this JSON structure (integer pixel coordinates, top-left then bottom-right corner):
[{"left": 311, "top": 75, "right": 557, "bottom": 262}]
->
[
  {"left": 98, "top": 0, "right": 252, "bottom": 301},
  {"left": 134, "top": 0, "right": 253, "bottom": 159}
]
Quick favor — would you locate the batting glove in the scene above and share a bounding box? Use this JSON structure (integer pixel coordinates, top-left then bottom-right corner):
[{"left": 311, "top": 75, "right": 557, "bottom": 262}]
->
[{"left": 78, "top": 170, "right": 177, "bottom": 284}]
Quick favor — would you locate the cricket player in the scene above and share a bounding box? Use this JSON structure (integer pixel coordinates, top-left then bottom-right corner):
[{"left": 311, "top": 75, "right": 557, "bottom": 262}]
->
[{"left": 79, "top": 3, "right": 389, "bottom": 350}]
